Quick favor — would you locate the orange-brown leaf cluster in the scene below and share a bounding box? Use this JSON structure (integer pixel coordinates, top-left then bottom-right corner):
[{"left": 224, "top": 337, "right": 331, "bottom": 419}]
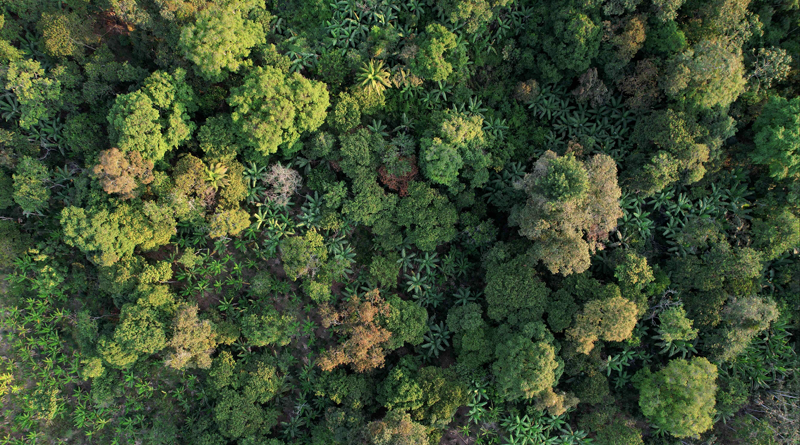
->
[
  {"left": 318, "top": 289, "right": 392, "bottom": 372},
  {"left": 92, "top": 148, "right": 154, "bottom": 200}
]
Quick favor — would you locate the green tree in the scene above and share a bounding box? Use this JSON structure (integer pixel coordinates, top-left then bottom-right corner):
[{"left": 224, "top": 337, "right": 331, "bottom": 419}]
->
[
  {"left": 662, "top": 38, "right": 746, "bottom": 110},
  {"left": 366, "top": 410, "right": 430, "bottom": 445},
  {"left": 384, "top": 295, "right": 427, "bottom": 349},
  {"left": 377, "top": 359, "right": 424, "bottom": 412},
  {"left": 179, "top": 0, "right": 268, "bottom": 81},
  {"left": 228, "top": 66, "right": 329, "bottom": 156},
  {"left": 493, "top": 334, "right": 559, "bottom": 402},
  {"left": 107, "top": 69, "right": 197, "bottom": 161},
  {"left": 4, "top": 59, "right": 61, "bottom": 129},
  {"left": 510, "top": 151, "right": 623, "bottom": 275},
  {"left": 207, "top": 208, "right": 250, "bottom": 238},
  {"left": 484, "top": 245, "right": 551, "bottom": 322},
  {"left": 279, "top": 229, "right": 328, "bottom": 281},
  {"left": 627, "top": 109, "right": 711, "bottom": 195},
  {"left": 12, "top": 156, "right": 50, "bottom": 214},
  {"left": 567, "top": 293, "right": 639, "bottom": 354},
  {"left": 707, "top": 295, "right": 778, "bottom": 361},
  {"left": 99, "top": 303, "right": 167, "bottom": 368},
  {"left": 410, "top": 23, "right": 463, "bottom": 82},
  {"left": 165, "top": 304, "right": 217, "bottom": 370},
  {"left": 61, "top": 203, "right": 176, "bottom": 267},
  {"left": 419, "top": 137, "right": 462, "bottom": 188},
  {"left": 394, "top": 181, "right": 458, "bottom": 251},
  {"left": 750, "top": 96, "right": 800, "bottom": 181},
  {"left": 240, "top": 304, "right": 294, "bottom": 347},
  {"left": 656, "top": 306, "right": 698, "bottom": 344},
  {"left": 751, "top": 210, "right": 800, "bottom": 260},
  {"left": 639, "top": 357, "right": 718, "bottom": 438}
]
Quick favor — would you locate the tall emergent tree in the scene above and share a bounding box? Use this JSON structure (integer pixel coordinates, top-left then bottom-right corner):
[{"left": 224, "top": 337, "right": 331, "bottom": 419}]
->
[
  {"left": 228, "top": 66, "right": 329, "bottom": 156},
  {"left": 509, "top": 151, "right": 623, "bottom": 275},
  {"left": 639, "top": 356, "right": 718, "bottom": 438}
]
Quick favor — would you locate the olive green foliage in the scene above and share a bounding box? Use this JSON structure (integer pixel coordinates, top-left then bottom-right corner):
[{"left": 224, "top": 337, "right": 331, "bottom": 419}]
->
[
  {"left": 639, "top": 357, "right": 718, "bottom": 438},
  {"left": 279, "top": 229, "right": 328, "bottom": 281},
  {"left": 4, "top": 59, "right": 61, "bottom": 129},
  {"left": 656, "top": 306, "right": 698, "bottom": 343},
  {"left": 567, "top": 293, "right": 639, "bottom": 354},
  {"left": 240, "top": 304, "right": 294, "bottom": 347},
  {"left": 228, "top": 66, "right": 329, "bottom": 155},
  {"left": 483, "top": 247, "right": 550, "bottom": 322},
  {"left": 510, "top": 151, "right": 623, "bottom": 275},
  {"left": 179, "top": 0, "right": 268, "bottom": 81},
  {"left": 411, "top": 23, "right": 462, "bottom": 82},
  {"left": 394, "top": 182, "right": 458, "bottom": 251},
  {"left": 12, "top": 156, "right": 50, "bottom": 214},
  {"left": 384, "top": 295, "right": 427, "bottom": 349},
  {"left": 663, "top": 38, "right": 746, "bottom": 110},
  {"left": 493, "top": 333, "right": 559, "bottom": 402},
  {"left": 420, "top": 112, "right": 488, "bottom": 189},
  {"left": 366, "top": 410, "right": 430, "bottom": 445},
  {"left": 750, "top": 96, "right": 800, "bottom": 181},
  {"left": 165, "top": 304, "right": 217, "bottom": 370}
]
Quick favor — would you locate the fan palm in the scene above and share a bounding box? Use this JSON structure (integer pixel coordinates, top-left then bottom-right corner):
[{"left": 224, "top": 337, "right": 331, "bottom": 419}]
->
[{"left": 357, "top": 59, "right": 391, "bottom": 95}]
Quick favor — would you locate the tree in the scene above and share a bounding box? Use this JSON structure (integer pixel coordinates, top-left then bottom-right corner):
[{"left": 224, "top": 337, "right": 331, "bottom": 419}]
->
[
  {"left": 410, "top": 23, "right": 463, "bottom": 82},
  {"left": 4, "top": 59, "right": 61, "bottom": 129},
  {"left": 377, "top": 359, "right": 424, "bottom": 412},
  {"left": 394, "top": 181, "right": 458, "bottom": 251},
  {"left": 318, "top": 289, "right": 392, "bottom": 372},
  {"left": 240, "top": 304, "right": 294, "bottom": 347},
  {"left": 484, "top": 250, "right": 551, "bottom": 322},
  {"left": 708, "top": 295, "right": 778, "bottom": 362},
  {"left": 92, "top": 148, "right": 155, "bottom": 200},
  {"left": 228, "top": 66, "right": 329, "bottom": 156},
  {"left": 627, "top": 109, "right": 710, "bottom": 195},
  {"left": 61, "top": 203, "right": 176, "bottom": 267},
  {"left": 419, "top": 137, "right": 462, "bottom": 188},
  {"left": 384, "top": 295, "right": 427, "bottom": 349},
  {"left": 567, "top": 293, "right": 639, "bottom": 354},
  {"left": 207, "top": 208, "right": 250, "bottom": 238},
  {"left": 656, "top": 306, "right": 698, "bottom": 344},
  {"left": 510, "top": 151, "right": 623, "bottom": 275},
  {"left": 493, "top": 334, "right": 559, "bottom": 402},
  {"left": 107, "top": 69, "right": 197, "bottom": 161},
  {"left": 639, "top": 357, "right": 718, "bottom": 438},
  {"left": 280, "top": 229, "right": 328, "bottom": 281},
  {"left": 12, "top": 156, "right": 50, "bottom": 214},
  {"left": 165, "top": 304, "right": 217, "bottom": 370},
  {"left": 662, "top": 38, "right": 746, "bottom": 110},
  {"left": 100, "top": 303, "right": 167, "bottom": 368},
  {"left": 419, "top": 112, "right": 488, "bottom": 189},
  {"left": 179, "top": 0, "right": 268, "bottom": 81},
  {"left": 366, "top": 410, "right": 430, "bottom": 445},
  {"left": 750, "top": 96, "right": 800, "bottom": 181},
  {"left": 541, "top": 8, "right": 602, "bottom": 76},
  {"left": 751, "top": 210, "right": 800, "bottom": 260}
]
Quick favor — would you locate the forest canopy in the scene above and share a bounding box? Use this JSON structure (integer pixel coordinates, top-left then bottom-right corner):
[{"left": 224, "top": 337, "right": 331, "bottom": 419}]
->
[{"left": 0, "top": 0, "right": 799, "bottom": 444}]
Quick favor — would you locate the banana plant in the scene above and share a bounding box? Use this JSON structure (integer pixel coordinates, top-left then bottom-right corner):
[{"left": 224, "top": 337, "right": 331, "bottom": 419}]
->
[
  {"left": 420, "top": 318, "right": 450, "bottom": 359},
  {"left": 415, "top": 251, "right": 439, "bottom": 274}
]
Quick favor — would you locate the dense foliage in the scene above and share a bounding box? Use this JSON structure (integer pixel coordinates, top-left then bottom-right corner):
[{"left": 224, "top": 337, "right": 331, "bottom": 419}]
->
[{"left": 1, "top": 0, "right": 799, "bottom": 444}]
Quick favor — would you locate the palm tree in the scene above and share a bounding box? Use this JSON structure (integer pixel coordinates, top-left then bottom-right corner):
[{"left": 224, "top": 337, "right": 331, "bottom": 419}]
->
[
  {"left": 205, "top": 162, "right": 229, "bottom": 191},
  {"left": 356, "top": 59, "right": 391, "bottom": 95}
]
